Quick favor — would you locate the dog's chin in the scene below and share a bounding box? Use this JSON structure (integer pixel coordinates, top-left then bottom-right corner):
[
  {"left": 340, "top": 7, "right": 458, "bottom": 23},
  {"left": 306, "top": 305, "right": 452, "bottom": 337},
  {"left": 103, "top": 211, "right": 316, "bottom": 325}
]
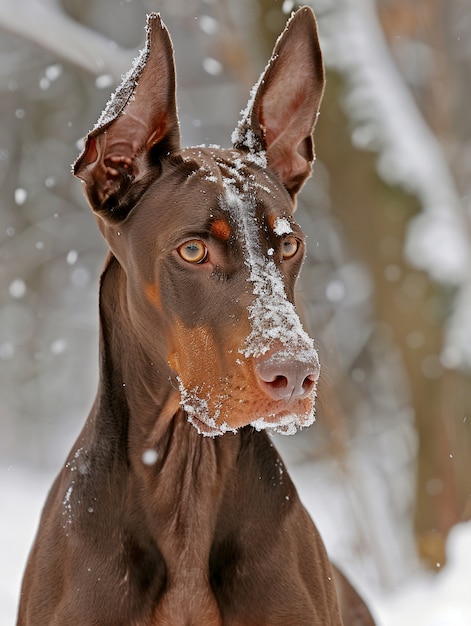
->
[
  {"left": 249, "top": 397, "right": 316, "bottom": 436},
  {"left": 250, "top": 407, "right": 316, "bottom": 436}
]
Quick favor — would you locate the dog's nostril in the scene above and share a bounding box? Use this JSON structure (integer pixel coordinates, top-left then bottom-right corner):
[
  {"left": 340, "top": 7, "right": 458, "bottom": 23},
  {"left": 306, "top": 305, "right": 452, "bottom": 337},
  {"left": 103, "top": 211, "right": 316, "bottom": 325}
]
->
[
  {"left": 303, "top": 374, "right": 316, "bottom": 393},
  {"left": 268, "top": 375, "right": 289, "bottom": 390}
]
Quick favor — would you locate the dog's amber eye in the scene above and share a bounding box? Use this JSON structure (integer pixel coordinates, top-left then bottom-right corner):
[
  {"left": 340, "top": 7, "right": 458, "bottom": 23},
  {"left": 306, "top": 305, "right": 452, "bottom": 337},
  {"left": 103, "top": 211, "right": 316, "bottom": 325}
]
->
[
  {"left": 178, "top": 240, "right": 208, "bottom": 264},
  {"left": 281, "top": 236, "right": 299, "bottom": 259}
]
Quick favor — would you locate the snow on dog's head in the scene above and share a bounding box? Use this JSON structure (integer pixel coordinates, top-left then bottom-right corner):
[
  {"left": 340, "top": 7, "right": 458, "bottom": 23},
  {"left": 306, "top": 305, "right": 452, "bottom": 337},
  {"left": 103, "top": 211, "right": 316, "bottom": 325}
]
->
[{"left": 172, "top": 157, "right": 319, "bottom": 438}]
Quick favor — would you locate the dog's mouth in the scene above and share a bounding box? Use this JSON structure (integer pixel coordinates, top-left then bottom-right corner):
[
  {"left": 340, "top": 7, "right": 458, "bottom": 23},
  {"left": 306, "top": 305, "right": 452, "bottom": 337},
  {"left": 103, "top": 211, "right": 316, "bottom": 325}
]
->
[
  {"left": 250, "top": 401, "right": 316, "bottom": 436},
  {"left": 177, "top": 373, "right": 317, "bottom": 438}
]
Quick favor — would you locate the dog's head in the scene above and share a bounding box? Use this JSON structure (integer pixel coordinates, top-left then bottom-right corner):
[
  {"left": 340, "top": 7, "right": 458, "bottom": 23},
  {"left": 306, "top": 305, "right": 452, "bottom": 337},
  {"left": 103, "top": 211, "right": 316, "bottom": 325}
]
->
[{"left": 74, "top": 7, "right": 325, "bottom": 436}]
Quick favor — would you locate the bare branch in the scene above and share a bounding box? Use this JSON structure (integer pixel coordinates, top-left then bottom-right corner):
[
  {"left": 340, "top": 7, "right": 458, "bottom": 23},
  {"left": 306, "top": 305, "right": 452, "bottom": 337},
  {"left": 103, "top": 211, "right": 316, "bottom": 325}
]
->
[
  {"left": 310, "top": 0, "right": 471, "bottom": 369},
  {"left": 0, "top": 0, "right": 135, "bottom": 80}
]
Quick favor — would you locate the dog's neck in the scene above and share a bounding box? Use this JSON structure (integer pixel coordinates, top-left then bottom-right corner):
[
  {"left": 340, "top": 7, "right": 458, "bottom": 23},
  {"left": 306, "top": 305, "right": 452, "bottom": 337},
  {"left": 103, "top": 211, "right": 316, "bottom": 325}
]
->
[
  {"left": 92, "top": 248, "right": 244, "bottom": 481},
  {"left": 85, "top": 253, "right": 240, "bottom": 623},
  {"left": 93, "top": 250, "right": 237, "bottom": 446}
]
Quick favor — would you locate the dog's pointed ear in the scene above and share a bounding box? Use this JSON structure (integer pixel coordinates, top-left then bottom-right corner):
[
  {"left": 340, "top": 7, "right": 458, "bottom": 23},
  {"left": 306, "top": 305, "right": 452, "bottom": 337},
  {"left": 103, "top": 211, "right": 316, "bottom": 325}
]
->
[
  {"left": 74, "top": 13, "right": 180, "bottom": 217},
  {"left": 232, "top": 6, "right": 324, "bottom": 198}
]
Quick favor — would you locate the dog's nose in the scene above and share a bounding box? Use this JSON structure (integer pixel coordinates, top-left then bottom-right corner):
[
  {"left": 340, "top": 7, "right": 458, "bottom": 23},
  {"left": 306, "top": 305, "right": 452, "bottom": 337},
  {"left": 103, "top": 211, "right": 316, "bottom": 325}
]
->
[{"left": 256, "top": 355, "right": 319, "bottom": 402}]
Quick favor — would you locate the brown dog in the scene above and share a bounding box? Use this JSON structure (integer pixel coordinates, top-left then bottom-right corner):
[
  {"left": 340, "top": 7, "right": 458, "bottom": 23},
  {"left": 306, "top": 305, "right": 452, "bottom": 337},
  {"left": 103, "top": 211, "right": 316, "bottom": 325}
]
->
[{"left": 18, "top": 7, "right": 375, "bottom": 625}]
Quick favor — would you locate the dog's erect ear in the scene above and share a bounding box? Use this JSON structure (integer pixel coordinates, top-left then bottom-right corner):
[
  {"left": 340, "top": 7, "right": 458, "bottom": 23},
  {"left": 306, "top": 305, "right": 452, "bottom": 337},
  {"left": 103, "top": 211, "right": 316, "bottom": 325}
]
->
[
  {"left": 74, "top": 13, "right": 180, "bottom": 217},
  {"left": 232, "top": 6, "right": 324, "bottom": 197}
]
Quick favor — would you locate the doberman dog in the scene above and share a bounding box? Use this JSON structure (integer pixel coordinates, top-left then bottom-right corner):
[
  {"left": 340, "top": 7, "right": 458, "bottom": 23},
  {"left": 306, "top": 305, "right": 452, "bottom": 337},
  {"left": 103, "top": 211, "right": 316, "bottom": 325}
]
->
[{"left": 18, "top": 7, "right": 375, "bottom": 625}]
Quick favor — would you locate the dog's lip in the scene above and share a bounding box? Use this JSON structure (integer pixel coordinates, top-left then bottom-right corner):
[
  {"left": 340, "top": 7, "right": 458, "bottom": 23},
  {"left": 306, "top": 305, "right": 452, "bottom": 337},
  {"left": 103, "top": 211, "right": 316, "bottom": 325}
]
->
[
  {"left": 264, "top": 394, "right": 315, "bottom": 415},
  {"left": 251, "top": 399, "right": 316, "bottom": 433},
  {"left": 185, "top": 393, "right": 315, "bottom": 437}
]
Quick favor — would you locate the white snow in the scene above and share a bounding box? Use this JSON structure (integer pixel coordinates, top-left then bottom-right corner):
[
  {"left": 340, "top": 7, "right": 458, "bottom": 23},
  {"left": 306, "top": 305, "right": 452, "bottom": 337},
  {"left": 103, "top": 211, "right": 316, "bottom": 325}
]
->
[
  {"left": 95, "top": 74, "right": 114, "bottom": 90},
  {"left": 177, "top": 375, "right": 238, "bottom": 437},
  {"left": 222, "top": 188, "right": 317, "bottom": 362},
  {"left": 45, "top": 63, "right": 63, "bottom": 81},
  {"left": 199, "top": 15, "right": 219, "bottom": 36},
  {"left": 273, "top": 216, "right": 293, "bottom": 236},
  {"left": 62, "top": 485, "right": 73, "bottom": 530},
  {"left": 92, "top": 41, "right": 147, "bottom": 131},
  {"left": 1, "top": 464, "right": 55, "bottom": 624},
  {"left": 442, "top": 279, "right": 471, "bottom": 370},
  {"left": 202, "top": 57, "right": 223, "bottom": 76},
  {"left": 8, "top": 279, "right": 26, "bottom": 299},
  {"left": 373, "top": 522, "right": 471, "bottom": 625},
  {"left": 231, "top": 8, "right": 303, "bottom": 163},
  {"left": 4, "top": 460, "right": 471, "bottom": 625},
  {"left": 88, "top": 12, "right": 163, "bottom": 135},
  {"left": 66, "top": 250, "right": 78, "bottom": 265},
  {"left": 13, "top": 188, "right": 27, "bottom": 206},
  {"left": 251, "top": 408, "right": 315, "bottom": 436},
  {"left": 230, "top": 40, "right": 274, "bottom": 160},
  {"left": 141, "top": 448, "right": 159, "bottom": 466}
]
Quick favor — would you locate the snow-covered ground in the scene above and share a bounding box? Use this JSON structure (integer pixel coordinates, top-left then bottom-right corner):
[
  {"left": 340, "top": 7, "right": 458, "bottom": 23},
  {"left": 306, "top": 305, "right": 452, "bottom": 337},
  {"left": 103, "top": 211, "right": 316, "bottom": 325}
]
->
[
  {"left": 291, "top": 461, "right": 471, "bottom": 626},
  {"left": 3, "top": 460, "right": 471, "bottom": 626},
  {"left": 375, "top": 520, "right": 471, "bottom": 625},
  {"left": 1, "top": 464, "right": 55, "bottom": 625}
]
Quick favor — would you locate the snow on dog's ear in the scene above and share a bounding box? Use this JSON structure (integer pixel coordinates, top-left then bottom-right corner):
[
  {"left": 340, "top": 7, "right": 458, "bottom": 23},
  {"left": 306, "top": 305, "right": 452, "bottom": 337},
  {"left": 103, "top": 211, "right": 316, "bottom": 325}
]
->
[
  {"left": 232, "top": 6, "right": 325, "bottom": 198},
  {"left": 74, "top": 13, "right": 180, "bottom": 219}
]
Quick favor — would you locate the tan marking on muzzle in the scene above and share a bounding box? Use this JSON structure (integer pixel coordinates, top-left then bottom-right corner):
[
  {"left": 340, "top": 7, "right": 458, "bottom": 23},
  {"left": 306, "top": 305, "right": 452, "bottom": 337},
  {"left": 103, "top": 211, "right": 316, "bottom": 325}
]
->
[{"left": 168, "top": 320, "right": 316, "bottom": 436}]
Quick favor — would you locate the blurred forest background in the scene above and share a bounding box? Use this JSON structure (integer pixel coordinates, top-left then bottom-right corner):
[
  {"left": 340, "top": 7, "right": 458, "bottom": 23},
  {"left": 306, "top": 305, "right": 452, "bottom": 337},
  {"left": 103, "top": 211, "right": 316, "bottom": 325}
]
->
[{"left": 1, "top": 0, "right": 471, "bottom": 594}]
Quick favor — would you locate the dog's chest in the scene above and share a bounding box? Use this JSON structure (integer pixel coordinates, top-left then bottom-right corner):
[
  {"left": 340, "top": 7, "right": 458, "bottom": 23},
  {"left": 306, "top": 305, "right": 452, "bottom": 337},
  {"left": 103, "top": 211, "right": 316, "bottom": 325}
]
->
[{"left": 150, "top": 579, "right": 222, "bottom": 626}]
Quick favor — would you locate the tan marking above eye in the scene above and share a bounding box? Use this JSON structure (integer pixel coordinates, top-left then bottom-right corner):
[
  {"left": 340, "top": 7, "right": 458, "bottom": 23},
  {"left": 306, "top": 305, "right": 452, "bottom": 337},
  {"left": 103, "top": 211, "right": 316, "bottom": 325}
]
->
[
  {"left": 210, "top": 219, "right": 232, "bottom": 242},
  {"left": 267, "top": 214, "right": 277, "bottom": 231},
  {"left": 281, "top": 236, "right": 299, "bottom": 259},
  {"left": 177, "top": 240, "right": 208, "bottom": 264}
]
